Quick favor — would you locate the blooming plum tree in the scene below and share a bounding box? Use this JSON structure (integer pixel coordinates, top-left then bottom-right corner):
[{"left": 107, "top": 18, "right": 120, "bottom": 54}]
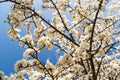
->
[{"left": 0, "top": 0, "right": 120, "bottom": 80}]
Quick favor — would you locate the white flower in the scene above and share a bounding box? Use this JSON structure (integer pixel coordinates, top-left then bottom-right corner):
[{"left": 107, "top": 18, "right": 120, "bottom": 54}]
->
[
  {"left": 111, "top": 63, "right": 119, "bottom": 69},
  {"left": 56, "top": 56, "right": 64, "bottom": 67},
  {"left": 21, "top": 34, "right": 32, "bottom": 42},
  {"left": 7, "top": 28, "right": 20, "bottom": 40},
  {"left": 45, "top": 59, "right": 55, "bottom": 72},
  {"left": 116, "top": 37, "right": 120, "bottom": 41},
  {"left": 38, "top": 36, "right": 52, "bottom": 50},
  {"left": 14, "top": 59, "right": 28, "bottom": 72},
  {"left": 0, "top": 71, "right": 4, "bottom": 76},
  {"left": 44, "top": 40, "right": 52, "bottom": 50},
  {"left": 23, "top": 48, "right": 35, "bottom": 59}
]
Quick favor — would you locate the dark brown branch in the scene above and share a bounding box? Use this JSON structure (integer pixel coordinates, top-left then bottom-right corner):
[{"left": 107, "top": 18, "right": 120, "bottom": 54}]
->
[
  {"left": 31, "top": 16, "right": 38, "bottom": 28},
  {"left": 80, "top": 58, "right": 88, "bottom": 74},
  {"left": 98, "top": 18, "right": 120, "bottom": 35},
  {"left": 52, "top": 42, "right": 68, "bottom": 54},
  {"left": 115, "top": 72, "right": 120, "bottom": 80},
  {"left": 89, "top": 0, "right": 103, "bottom": 80},
  {"left": 0, "top": 0, "right": 8, "bottom": 3},
  {"left": 104, "top": 41, "right": 119, "bottom": 54},
  {"left": 93, "top": 39, "right": 103, "bottom": 55},
  {"left": 69, "top": 17, "right": 87, "bottom": 30},
  {"left": 22, "top": 13, "right": 34, "bottom": 22},
  {"left": 54, "top": 62, "right": 75, "bottom": 78},
  {"left": 96, "top": 57, "right": 104, "bottom": 79},
  {"left": 50, "top": 0, "right": 75, "bottom": 41},
  {"left": 89, "top": 0, "right": 103, "bottom": 52},
  {"left": 50, "top": 0, "right": 69, "bottom": 31}
]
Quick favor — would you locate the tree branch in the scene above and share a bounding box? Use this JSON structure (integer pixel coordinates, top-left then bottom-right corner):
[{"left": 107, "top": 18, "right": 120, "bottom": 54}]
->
[
  {"left": 50, "top": 0, "right": 75, "bottom": 41},
  {"left": 89, "top": 0, "right": 103, "bottom": 79}
]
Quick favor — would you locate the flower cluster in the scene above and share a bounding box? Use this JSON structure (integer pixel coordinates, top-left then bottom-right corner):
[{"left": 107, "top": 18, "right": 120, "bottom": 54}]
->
[
  {"left": 7, "top": 28, "right": 20, "bottom": 40},
  {"left": 0, "top": 0, "right": 120, "bottom": 80},
  {"left": 38, "top": 36, "right": 52, "bottom": 50}
]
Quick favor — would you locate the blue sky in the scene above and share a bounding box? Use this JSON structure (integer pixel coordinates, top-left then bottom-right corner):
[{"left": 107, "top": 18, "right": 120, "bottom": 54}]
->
[
  {"left": 0, "top": 1, "right": 58, "bottom": 76},
  {"left": 0, "top": 2, "right": 24, "bottom": 75}
]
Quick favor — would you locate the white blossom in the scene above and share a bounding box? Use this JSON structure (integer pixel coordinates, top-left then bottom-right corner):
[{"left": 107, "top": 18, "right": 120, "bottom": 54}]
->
[
  {"left": 0, "top": 0, "right": 120, "bottom": 80},
  {"left": 23, "top": 48, "right": 35, "bottom": 59}
]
